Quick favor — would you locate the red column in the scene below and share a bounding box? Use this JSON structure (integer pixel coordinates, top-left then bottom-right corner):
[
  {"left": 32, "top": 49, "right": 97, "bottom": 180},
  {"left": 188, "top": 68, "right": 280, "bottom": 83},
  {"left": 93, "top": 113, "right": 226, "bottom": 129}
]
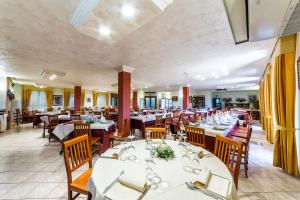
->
[
  {"left": 118, "top": 71, "right": 131, "bottom": 136},
  {"left": 74, "top": 86, "right": 81, "bottom": 112},
  {"left": 132, "top": 91, "right": 138, "bottom": 111},
  {"left": 182, "top": 86, "right": 190, "bottom": 110}
]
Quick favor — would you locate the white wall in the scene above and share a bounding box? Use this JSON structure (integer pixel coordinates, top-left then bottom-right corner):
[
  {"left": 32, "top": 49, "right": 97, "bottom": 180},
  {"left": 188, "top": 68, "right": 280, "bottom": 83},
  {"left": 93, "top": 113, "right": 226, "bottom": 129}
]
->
[
  {"left": 12, "top": 83, "right": 22, "bottom": 111},
  {"left": 0, "top": 76, "right": 7, "bottom": 110},
  {"left": 211, "top": 90, "right": 258, "bottom": 105},
  {"left": 84, "top": 90, "right": 93, "bottom": 108}
]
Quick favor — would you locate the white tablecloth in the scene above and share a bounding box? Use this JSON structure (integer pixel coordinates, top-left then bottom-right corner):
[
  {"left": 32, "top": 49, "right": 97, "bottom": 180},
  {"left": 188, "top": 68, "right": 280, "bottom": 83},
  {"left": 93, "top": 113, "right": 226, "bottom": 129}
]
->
[
  {"left": 52, "top": 121, "right": 115, "bottom": 140},
  {"left": 40, "top": 115, "right": 70, "bottom": 126},
  {"left": 131, "top": 113, "right": 173, "bottom": 123},
  {"left": 88, "top": 140, "right": 238, "bottom": 200}
]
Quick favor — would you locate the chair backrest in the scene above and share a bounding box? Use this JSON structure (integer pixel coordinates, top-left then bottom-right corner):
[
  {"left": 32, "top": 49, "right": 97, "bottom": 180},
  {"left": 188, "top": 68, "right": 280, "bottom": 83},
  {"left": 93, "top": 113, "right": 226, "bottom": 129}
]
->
[
  {"left": 47, "top": 108, "right": 53, "bottom": 112},
  {"left": 74, "top": 123, "right": 91, "bottom": 138},
  {"left": 165, "top": 114, "right": 171, "bottom": 124},
  {"left": 70, "top": 114, "right": 81, "bottom": 121},
  {"left": 214, "top": 135, "right": 242, "bottom": 188},
  {"left": 155, "top": 115, "right": 163, "bottom": 127},
  {"left": 48, "top": 115, "right": 59, "bottom": 125},
  {"left": 119, "top": 119, "right": 128, "bottom": 137},
  {"left": 145, "top": 127, "right": 167, "bottom": 139},
  {"left": 63, "top": 135, "right": 92, "bottom": 184},
  {"left": 185, "top": 126, "right": 206, "bottom": 148},
  {"left": 182, "top": 116, "right": 189, "bottom": 126},
  {"left": 189, "top": 115, "right": 196, "bottom": 123}
]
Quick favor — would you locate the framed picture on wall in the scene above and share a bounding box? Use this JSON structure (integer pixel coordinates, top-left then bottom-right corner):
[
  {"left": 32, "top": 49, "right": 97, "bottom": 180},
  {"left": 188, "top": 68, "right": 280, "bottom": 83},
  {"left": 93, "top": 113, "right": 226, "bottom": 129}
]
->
[
  {"left": 52, "top": 95, "right": 63, "bottom": 106},
  {"left": 172, "top": 96, "right": 178, "bottom": 101},
  {"left": 86, "top": 97, "right": 91, "bottom": 103}
]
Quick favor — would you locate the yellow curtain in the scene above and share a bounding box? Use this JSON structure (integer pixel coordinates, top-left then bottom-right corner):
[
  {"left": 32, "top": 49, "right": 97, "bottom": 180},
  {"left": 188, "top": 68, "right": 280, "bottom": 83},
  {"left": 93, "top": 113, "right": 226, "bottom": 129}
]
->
[
  {"left": 81, "top": 91, "right": 85, "bottom": 108},
  {"left": 46, "top": 89, "right": 53, "bottom": 109},
  {"left": 259, "top": 80, "right": 265, "bottom": 129},
  {"left": 93, "top": 91, "right": 98, "bottom": 107},
  {"left": 64, "top": 89, "right": 72, "bottom": 108},
  {"left": 264, "top": 67, "right": 274, "bottom": 143},
  {"left": 105, "top": 93, "right": 109, "bottom": 106},
  {"left": 273, "top": 53, "right": 298, "bottom": 175},
  {"left": 22, "top": 88, "right": 32, "bottom": 109}
]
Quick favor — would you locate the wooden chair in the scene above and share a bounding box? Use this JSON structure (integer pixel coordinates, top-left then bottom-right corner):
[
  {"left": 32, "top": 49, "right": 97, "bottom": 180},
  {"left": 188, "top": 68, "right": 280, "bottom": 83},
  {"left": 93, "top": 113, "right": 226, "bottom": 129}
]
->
[
  {"left": 189, "top": 115, "right": 196, "bottom": 123},
  {"left": 182, "top": 116, "right": 189, "bottom": 127},
  {"left": 70, "top": 114, "right": 81, "bottom": 121},
  {"left": 109, "top": 119, "right": 127, "bottom": 147},
  {"left": 230, "top": 127, "right": 252, "bottom": 178},
  {"left": 22, "top": 109, "right": 30, "bottom": 123},
  {"left": 214, "top": 135, "right": 242, "bottom": 188},
  {"left": 145, "top": 127, "right": 167, "bottom": 139},
  {"left": 154, "top": 115, "right": 163, "bottom": 127},
  {"left": 195, "top": 113, "right": 200, "bottom": 121},
  {"left": 47, "top": 108, "right": 53, "bottom": 112},
  {"left": 74, "top": 123, "right": 101, "bottom": 155},
  {"left": 185, "top": 126, "right": 206, "bottom": 148},
  {"left": 48, "top": 115, "right": 59, "bottom": 142},
  {"left": 164, "top": 114, "right": 172, "bottom": 132},
  {"left": 63, "top": 135, "right": 93, "bottom": 200},
  {"left": 14, "top": 108, "right": 22, "bottom": 126}
]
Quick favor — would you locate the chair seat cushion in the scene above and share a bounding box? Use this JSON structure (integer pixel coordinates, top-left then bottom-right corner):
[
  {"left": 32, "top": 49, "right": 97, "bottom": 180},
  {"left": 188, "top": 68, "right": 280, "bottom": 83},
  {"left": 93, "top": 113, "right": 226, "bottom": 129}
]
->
[{"left": 70, "top": 168, "right": 93, "bottom": 194}]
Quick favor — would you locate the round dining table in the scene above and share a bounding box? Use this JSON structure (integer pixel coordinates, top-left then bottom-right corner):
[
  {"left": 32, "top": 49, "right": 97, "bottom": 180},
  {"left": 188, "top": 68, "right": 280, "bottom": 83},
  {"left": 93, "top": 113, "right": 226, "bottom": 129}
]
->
[{"left": 88, "top": 140, "right": 238, "bottom": 200}]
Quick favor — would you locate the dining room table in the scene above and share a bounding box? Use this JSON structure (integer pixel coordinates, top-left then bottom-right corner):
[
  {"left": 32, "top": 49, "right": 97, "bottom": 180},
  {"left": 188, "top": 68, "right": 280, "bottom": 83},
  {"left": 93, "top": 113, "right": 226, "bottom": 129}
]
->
[
  {"left": 52, "top": 120, "right": 115, "bottom": 152},
  {"left": 87, "top": 139, "right": 238, "bottom": 200},
  {"left": 130, "top": 113, "right": 173, "bottom": 137}
]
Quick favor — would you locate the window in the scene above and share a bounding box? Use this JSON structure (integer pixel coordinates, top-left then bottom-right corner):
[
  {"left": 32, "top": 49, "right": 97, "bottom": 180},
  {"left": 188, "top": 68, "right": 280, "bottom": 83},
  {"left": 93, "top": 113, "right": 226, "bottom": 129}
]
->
[
  {"left": 69, "top": 93, "right": 74, "bottom": 108},
  {"left": 97, "top": 94, "right": 106, "bottom": 107},
  {"left": 29, "top": 91, "right": 47, "bottom": 110}
]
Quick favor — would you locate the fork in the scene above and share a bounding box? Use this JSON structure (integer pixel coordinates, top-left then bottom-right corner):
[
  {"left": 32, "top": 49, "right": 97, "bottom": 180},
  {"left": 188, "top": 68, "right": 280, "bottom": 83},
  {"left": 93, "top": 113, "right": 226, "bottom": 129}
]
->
[
  {"left": 103, "top": 170, "right": 125, "bottom": 194},
  {"left": 185, "top": 182, "right": 225, "bottom": 200}
]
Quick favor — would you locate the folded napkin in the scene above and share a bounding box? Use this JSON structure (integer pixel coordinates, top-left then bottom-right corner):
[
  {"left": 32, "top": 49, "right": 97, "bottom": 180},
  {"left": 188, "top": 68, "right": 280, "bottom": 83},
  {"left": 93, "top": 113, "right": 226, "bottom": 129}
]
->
[
  {"left": 194, "top": 169, "right": 212, "bottom": 187},
  {"left": 105, "top": 172, "right": 147, "bottom": 200},
  {"left": 207, "top": 174, "right": 230, "bottom": 198},
  {"left": 152, "top": 139, "right": 163, "bottom": 144}
]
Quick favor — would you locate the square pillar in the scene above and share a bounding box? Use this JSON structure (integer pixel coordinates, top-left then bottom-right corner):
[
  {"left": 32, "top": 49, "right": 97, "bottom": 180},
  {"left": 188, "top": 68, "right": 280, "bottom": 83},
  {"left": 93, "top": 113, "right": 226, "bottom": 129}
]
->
[
  {"left": 132, "top": 91, "right": 138, "bottom": 111},
  {"left": 182, "top": 86, "right": 190, "bottom": 110},
  {"left": 74, "top": 86, "right": 81, "bottom": 112},
  {"left": 118, "top": 66, "right": 134, "bottom": 136}
]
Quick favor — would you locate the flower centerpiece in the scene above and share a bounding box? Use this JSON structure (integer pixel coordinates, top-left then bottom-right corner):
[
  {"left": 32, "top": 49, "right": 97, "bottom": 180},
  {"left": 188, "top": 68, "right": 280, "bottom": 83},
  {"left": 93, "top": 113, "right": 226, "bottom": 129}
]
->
[{"left": 154, "top": 144, "right": 175, "bottom": 160}]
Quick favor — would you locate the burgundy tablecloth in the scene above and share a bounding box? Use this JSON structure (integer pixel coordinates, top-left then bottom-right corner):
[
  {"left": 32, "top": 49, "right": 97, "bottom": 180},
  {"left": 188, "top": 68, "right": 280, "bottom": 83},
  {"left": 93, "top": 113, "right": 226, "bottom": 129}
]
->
[
  {"left": 130, "top": 119, "right": 156, "bottom": 137},
  {"left": 91, "top": 125, "right": 116, "bottom": 152}
]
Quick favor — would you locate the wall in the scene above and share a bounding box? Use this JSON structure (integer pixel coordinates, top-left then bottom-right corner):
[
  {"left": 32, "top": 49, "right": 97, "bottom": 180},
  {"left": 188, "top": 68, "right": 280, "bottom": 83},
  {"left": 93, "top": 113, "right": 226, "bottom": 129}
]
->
[
  {"left": 12, "top": 83, "right": 23, "bottom": 111},
  {"left": 84, "top": 90, "right": 93, "bottom": 107},
  {"left": 211, "top": 90, "right": 258, "bottom": 103},
  {"left": 0, "top": 76, "right": 7, "bottom": 110}
]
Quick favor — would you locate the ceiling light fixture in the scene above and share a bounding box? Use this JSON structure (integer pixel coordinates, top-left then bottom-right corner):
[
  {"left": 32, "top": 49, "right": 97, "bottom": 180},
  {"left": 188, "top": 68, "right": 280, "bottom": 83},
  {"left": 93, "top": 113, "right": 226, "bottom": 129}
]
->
[
  {"left": 121, "top": 4, "right": 136, "bottom": 18},
  {"left": 99, "top": 26, "right": 111, "bottom": 36},
  {"left": 49, "top": 74, "right": 57, "bottom": 80}
]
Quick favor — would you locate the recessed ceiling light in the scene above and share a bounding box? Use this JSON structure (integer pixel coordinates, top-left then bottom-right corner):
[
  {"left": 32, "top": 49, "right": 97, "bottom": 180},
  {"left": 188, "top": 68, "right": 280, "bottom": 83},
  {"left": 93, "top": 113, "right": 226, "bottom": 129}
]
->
[
  {"left": 187, "top": 84, "right": 191, "bottom": 87},
  {"left": 145, "top": 86, "right": 148, "bottom": 89},
  {"left": 99, "top": 26, "right": 111, "bottom": 36},
  {"left": 121, "top": 4, "right": 136, "bottom": 18},
  {"left": 49, "top": 74, "right": 57, "bottom": 80}
]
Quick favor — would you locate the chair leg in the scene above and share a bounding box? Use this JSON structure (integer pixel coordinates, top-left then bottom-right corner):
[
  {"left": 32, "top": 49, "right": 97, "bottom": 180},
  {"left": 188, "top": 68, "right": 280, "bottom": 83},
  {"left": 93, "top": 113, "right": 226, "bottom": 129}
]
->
[{"left": 68, "top": 189, "right": 72, "bottom": 200}]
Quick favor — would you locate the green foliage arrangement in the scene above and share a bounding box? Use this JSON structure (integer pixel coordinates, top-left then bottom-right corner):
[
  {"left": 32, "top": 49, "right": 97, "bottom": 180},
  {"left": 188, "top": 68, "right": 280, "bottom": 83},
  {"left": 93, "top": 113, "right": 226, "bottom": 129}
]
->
[{"left": 154, "top": 144, "right": 175, "bottom": 160}]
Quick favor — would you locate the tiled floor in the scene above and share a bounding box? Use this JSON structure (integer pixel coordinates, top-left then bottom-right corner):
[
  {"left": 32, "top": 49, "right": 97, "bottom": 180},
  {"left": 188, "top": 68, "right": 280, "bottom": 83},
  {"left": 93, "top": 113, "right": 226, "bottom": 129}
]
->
[{"left": 0, "top": 123, "right": 300, "bottom": 199}]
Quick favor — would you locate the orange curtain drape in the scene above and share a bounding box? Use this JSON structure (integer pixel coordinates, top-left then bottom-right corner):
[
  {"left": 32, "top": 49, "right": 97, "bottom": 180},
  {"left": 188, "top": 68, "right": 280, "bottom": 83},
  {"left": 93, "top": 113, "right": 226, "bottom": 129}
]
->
[
  {"left": 93, "top": 91, "right": 98, "bottom": 107},
  {"left": 22, "top": 88, "right": 32, "bottom": 109},
  {"left": 81, "top": 91, "right": 85, "bottom": 108},
  {"left": 264, "top": 67, "right": 274, "bottom": 143},
  {"left": 259, "top": 80, "right": 265, "bottom": 130},
  {"left": 273, "top": 53, "right": 299, "bottom": 175},
  {"left": 105, "top": 93, "right": 109, "bottom": 107},
  {"left": 64, "top": 89, "right": 72, "bottom": 108},
  {"left": 46, "top": 89, "right": 53, "bottom": 109}
]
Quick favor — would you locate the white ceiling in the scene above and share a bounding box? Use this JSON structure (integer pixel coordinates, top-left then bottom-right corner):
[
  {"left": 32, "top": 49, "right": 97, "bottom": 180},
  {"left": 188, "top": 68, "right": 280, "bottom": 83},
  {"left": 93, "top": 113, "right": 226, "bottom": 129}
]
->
[{"left": 0, "top": 0, "right": 279, "bottom": 92}]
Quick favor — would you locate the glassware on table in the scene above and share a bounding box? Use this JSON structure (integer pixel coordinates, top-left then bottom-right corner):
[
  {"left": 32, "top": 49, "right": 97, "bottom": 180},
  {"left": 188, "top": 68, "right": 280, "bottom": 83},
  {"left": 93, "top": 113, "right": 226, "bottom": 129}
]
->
[{"left": 178, "top": 130, "right": 185, "bottom": 146}]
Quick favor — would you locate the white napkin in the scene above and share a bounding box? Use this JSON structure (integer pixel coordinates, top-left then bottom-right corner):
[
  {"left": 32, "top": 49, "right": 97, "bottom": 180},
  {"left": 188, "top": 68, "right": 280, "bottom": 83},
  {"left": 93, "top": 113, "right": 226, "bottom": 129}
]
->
[
  {"left": 104, "top": 172, "right": 147, "bottom": 200},
  {"left": 100, "top": 113, "right": 107, "bottom": 123},
  {"left": 104, "top": 182, "right": 141, "bottom": 200},
  {"left": 207, "top": 174, "right": 231, "bottom": 198},
  {"left": 191, "top": 169, "right": 212, "bottom": 187}
]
